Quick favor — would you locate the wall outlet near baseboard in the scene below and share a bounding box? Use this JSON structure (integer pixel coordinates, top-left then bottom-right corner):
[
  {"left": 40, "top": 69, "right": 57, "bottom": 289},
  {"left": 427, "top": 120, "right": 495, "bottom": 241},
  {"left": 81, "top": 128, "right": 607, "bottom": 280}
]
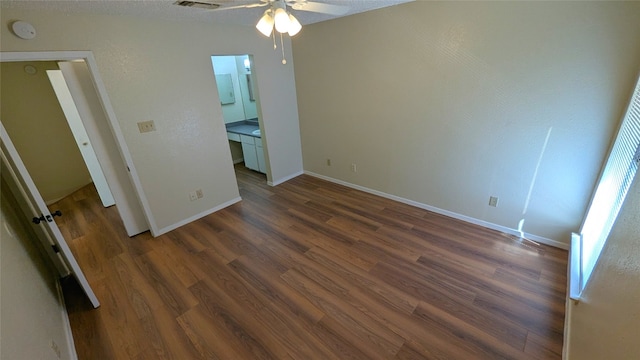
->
[
  {"left": 189, "top": 189, "right": 203, "bottom": 201},
  {"left": 350, "top": 163, "right": 357, "bottom": 172},
  {"left": 326, "top": 158, "right": 331, "bottom": 166},
  {"left": 137, "top": 120, "right": 156, "bottom": 133}
]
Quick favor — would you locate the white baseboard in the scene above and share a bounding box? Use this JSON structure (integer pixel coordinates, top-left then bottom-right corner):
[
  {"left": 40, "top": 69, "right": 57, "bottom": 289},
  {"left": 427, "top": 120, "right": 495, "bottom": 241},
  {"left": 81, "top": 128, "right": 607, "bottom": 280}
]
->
[
  {"left": 304, "top": 171, "right": 568, "bottom": 250},
  {"left": 56, "top": 279, "right": 79, "bottom": 360},
  {"left": 232, "top": 158, "right": 244, "bottom": 164},
  {"left": 268, "top": 170, "right": 304, "bottom": 187},
  {"left": 156, "top": 197, "right": 242, "bottom": 235}
]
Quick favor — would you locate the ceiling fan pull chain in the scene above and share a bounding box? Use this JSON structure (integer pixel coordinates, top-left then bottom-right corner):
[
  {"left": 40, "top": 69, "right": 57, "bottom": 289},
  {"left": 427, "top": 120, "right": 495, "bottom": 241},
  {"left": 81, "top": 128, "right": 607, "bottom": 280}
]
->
[
  {"left": 272, "top": 30, "right": 277, "bottom": 50},
  {"left": 280, "top": 32, "right": 287, "bottom": 64}
]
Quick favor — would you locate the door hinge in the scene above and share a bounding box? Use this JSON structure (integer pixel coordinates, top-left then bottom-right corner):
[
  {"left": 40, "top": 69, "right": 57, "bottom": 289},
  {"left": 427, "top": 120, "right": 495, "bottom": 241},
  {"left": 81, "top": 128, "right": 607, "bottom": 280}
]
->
[{"left": 52, "top": 244, "right": 60, "bottom": 253}]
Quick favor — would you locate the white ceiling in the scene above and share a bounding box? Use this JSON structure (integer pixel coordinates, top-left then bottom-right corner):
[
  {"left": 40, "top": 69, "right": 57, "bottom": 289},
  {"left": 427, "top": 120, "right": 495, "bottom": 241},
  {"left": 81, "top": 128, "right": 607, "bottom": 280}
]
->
[{"left": 1, "top": 0, "right": 414, "bottom": 27}]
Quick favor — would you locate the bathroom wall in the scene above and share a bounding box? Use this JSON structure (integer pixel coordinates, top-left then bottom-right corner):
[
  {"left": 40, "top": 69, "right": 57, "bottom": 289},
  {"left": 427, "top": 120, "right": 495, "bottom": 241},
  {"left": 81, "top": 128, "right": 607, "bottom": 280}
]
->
[
  {"left": 235, "top": 55, "right": 258, "bottom": 121},
  {"left": 212, "top": 55, "right": 258, "bottom": 123}
]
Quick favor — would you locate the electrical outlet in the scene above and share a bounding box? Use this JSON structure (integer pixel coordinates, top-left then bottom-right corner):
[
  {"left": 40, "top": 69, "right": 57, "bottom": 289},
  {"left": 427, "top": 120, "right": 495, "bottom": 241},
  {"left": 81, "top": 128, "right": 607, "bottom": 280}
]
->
[
  {"left": 137, "top": 120, "right": 156, "bottom": 133},
  {"left": 189, "top": 191, "right": 198, "bottom": 201},
  {"left": 350, "top": 163, "right": 357, "bottom": 172},
  {"left": 489, "top": 196, "right": 499, "bottom": 207},
  {"left": 326, "top": 158, "right": 331, "bottom": 166},
  {"left": 196, "top": 189, "right": 203, "bottom": 199}
]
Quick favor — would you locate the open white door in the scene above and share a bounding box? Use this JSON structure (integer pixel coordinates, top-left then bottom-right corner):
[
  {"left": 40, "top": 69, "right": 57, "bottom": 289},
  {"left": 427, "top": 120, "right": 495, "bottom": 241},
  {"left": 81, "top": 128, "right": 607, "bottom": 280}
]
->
[
  {"left": 1, "top": 122, "right": 100, "bottom": 308},
  {"left": 47, "top": 69, "right": 116, "bottom": 208},
  {"left": 56, "top": 60, "right": 149, "bottom": 236}
]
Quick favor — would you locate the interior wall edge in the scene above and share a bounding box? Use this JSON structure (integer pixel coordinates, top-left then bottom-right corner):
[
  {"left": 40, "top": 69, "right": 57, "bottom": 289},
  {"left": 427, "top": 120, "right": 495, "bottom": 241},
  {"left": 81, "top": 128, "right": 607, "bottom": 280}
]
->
[
  {"left": 154, "top": 196, "right": 242, "bottom": 236},
  {"left": 268, "top": 170, "right": 305, "bottom": 187}
]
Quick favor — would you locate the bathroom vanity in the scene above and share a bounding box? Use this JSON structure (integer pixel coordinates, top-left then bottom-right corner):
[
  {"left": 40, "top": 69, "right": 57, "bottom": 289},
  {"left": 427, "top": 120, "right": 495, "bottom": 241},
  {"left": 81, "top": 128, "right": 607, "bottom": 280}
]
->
[{"left": 226, "top": 120, "right": 266, "bottom": 174}]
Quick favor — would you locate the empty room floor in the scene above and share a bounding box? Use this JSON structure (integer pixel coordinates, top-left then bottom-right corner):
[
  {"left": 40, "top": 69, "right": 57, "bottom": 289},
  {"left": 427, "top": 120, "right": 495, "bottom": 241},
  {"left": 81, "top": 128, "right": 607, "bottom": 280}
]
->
[{"left": 58, "top": 164, "right": 568, "bottom": 359}]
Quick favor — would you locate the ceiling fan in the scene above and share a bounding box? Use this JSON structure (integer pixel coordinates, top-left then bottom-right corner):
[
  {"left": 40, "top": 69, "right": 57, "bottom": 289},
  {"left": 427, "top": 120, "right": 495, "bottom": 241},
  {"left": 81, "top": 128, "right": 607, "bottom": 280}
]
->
[
  {"left": 207, "top": 0, "right": 349, "bottom": 63},
  {"left": 215, "top": 0, "right": 349, "bottom": 37}
]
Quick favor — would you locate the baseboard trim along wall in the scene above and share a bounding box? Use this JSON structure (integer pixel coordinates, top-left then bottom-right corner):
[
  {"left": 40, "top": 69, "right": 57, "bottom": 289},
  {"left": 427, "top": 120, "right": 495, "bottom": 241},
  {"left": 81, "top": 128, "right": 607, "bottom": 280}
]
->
[
  {"left": 156, "top": 197, "right": 242, "bottom": 236},
  {"left": 268, "top": 170, "right": 305, "bottom": 187},
  {"left": 304, "top": 171, "right": 568, "bottom": 250}
]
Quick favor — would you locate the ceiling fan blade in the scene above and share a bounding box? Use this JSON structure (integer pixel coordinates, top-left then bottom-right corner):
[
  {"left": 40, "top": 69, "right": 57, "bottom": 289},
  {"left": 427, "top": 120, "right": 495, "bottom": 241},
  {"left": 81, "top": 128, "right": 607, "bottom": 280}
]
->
[
  {"left": 290, "top": 1, "right": 349, "bottom": 16},
  {"left": 211, "top": 2, "right": 268, "bottom": 11}
]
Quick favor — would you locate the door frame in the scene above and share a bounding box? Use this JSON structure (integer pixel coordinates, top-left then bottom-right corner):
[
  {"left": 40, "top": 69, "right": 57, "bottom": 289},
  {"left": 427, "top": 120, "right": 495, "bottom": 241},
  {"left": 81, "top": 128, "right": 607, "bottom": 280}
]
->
[
  {"left": 1, "top": 51, "right": 158, "bottom": 235},
  {"left": 211, "top": 54, "right": 272, "bottom": 182}
]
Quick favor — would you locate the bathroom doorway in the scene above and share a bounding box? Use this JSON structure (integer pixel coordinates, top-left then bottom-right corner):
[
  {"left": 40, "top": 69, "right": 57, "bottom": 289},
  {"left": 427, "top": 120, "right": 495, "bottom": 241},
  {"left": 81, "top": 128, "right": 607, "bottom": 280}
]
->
[{"left": 211, "top": 55, "right": 269, "bottom": 183}]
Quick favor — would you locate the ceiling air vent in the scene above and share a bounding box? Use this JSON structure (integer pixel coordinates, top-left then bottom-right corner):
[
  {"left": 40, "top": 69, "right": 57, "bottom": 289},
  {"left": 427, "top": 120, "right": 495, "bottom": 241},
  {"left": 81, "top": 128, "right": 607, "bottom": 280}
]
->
[{"left": 174, "top": 1, "right": 221, "bottom": 10}]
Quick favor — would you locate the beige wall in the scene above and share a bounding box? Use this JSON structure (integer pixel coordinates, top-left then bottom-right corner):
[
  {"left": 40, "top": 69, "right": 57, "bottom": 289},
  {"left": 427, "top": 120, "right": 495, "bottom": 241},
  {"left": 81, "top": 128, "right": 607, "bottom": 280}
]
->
[
  {"left": 0, "top": 178, "right": 75, "bottom": 360},
  {"left": 0, "top": 7, "right": 303, "bottom": 232},
  {"left": 1, "top": 61, "right": 92, "bottom": 203},
  {"left": 566, "top": 174, "right": 640, "bottom": 358},
  {"left": 293, "top": 1, "right": 640, "bottom": 245}
]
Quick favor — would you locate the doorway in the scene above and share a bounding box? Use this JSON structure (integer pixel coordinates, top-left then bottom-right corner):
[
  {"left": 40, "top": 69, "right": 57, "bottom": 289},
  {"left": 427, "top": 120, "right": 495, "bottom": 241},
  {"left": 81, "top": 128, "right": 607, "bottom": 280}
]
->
[
  {"left": 2, "top": 61, "right": 114, "bottom": 208},
  {"left": 0, "top": 60, "right": 147, "bottom": 234},
  {"left": 1, "top": 51, "right": 153, "bottom": 305},
  {"left": 211, "top": 54, "right": 269, "bottom": 184},
  {"left": 1, "top": 51, "right": 152, "bottom": 237}
]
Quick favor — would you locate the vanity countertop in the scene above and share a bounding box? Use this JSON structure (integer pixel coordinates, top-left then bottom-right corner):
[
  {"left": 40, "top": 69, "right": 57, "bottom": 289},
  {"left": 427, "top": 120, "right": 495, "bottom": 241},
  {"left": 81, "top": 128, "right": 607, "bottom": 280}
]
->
[{"left": 226, "top": 120, "right": 260, "bottom": 138}]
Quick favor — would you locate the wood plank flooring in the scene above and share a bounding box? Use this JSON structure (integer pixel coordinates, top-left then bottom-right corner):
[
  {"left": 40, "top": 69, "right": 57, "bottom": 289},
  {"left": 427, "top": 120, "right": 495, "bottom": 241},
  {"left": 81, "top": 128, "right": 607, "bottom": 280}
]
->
[{"left": 57, "top": 164, "right": 568, "bottom": 359}]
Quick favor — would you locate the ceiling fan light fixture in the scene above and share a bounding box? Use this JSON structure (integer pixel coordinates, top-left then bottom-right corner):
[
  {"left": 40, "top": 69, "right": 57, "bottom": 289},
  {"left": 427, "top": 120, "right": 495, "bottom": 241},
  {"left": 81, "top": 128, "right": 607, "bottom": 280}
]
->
[
  {"left": 256, "top": 10, "right": 274, "bottom": 37},
  {"left": 274, "top": 7, "right": 290, "bottom": 33},
  {"left": 287, "top": 14, "right": 301, "bottom": 36}
]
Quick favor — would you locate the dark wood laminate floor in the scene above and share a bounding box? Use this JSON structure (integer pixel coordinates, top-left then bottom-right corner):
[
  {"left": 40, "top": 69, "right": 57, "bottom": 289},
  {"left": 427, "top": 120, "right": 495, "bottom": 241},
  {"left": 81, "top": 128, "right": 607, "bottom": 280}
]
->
[{"left": 58, "top": 164, "right": 568, "bottom": 359}]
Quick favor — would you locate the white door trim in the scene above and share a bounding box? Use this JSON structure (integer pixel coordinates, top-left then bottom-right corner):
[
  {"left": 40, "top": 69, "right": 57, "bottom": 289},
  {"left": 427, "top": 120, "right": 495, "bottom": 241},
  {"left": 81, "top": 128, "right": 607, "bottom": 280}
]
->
[{"left": 1, "top": 51, "right": 159, "bottom": 236}]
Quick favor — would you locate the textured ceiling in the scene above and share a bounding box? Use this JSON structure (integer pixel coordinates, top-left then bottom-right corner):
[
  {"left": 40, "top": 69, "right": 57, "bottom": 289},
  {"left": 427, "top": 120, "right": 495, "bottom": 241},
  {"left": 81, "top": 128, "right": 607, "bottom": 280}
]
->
[{"left": 1, "top": 0, "right": 414, "bottom": 26}]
